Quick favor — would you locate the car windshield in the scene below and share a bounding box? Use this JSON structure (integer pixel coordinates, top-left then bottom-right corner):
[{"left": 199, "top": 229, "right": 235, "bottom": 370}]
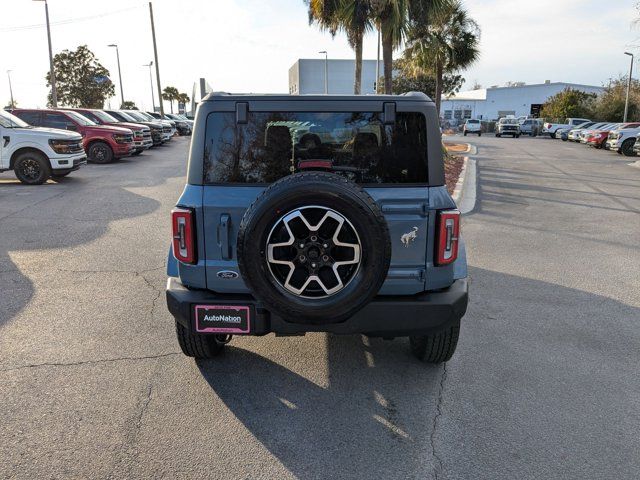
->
[
  {"left": 499, "top": 118, "right": 518, "bottom": 124},
  {"left": 91, "top": 110, "right": 118, "bottom": 123},
  {"left": 132, "top": 111, "right": 153, "bottom": 121},
  {"left": 65, "top": 111, "right": 96, "bottom": 126},
  {"left": 204, "top": 111, "right": 429, "bottom": 184},
  {"left": 123, "top": 111, "right": 146, "bottom": 122},
  {"left": 0, "top": 110, "right": 30, "bottom": 128}
]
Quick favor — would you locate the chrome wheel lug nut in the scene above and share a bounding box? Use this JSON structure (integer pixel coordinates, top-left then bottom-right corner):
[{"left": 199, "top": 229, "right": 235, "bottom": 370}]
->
[
  {"left": 311, "top": 263, "right": 317, "bottom": 268},
  {"left": 323, "top": 243, "right": 328, "bottom": 248}
]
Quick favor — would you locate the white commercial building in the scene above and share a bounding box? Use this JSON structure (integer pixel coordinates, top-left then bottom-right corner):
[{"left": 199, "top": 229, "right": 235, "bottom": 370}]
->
[
  {"left": 440, "top": 81, "right": 604, "bottom": 123},
  {"left": 289, "top": 59, "right": 380, "bottom": 95}
]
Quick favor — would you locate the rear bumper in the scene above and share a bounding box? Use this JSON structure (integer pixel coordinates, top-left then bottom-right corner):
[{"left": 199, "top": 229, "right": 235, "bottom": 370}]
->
[{"left": 166, "top": 277, "right": 469, "bottom": 337}]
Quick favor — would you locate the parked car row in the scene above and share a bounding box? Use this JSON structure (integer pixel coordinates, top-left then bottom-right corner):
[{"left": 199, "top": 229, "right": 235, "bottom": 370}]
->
[
  {"left": 462, "top": 116, "right": 545, "bottom": 138},
  {"left": 548, "top": 118, "right": 640, "bottom": 156},
  {"left": 0, "top": 107, "right": 190, "bottom": 185}
]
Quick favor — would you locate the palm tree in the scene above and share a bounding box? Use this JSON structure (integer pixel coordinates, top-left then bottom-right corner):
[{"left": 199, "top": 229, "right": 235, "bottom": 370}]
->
[
  {"left": 370, "top": 0, "right": 409, "bottom": 94},
  {"left": 403, "top": 0, "right": 480, "bottom": 114},
  {"left": 307, "top": 0, "right": 373, "bottom": 94},
  {"left": 176, "top": 92, "right": 190, "bottom": 112},
  {"left": 338, "top": 1, "right": 374, "bottom": 94},
  {"left": 162, "top": 86, "right": 179, "bottom": 113}
]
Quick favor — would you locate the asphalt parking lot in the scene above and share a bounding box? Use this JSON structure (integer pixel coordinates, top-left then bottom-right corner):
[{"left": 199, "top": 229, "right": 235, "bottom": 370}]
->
[{"left": 1, "top": 135, "right": 639, "bottom": 479}]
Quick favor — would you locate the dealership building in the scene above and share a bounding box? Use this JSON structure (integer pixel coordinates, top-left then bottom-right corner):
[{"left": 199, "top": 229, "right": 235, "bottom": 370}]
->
[
  {"left": 289, "top": 58, "right": 380, "bottom": 95},
  {"left": 440, "top": 81, "right": 604, "bottom": 122}
]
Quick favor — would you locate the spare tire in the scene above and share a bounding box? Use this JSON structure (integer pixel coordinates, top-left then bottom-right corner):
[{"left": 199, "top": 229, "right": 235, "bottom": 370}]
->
[{"left": 237, "top": 172, "right": 391, "bottom": 324}]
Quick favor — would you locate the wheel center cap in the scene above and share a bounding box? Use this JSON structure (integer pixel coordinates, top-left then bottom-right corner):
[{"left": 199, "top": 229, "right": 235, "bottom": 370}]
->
[{"left": 307, "top": 247, "right": 320, "bottom": 259}]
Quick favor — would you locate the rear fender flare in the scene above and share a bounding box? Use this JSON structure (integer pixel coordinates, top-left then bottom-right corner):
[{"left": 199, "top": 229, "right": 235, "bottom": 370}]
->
[{"left": 167, "top": 244, "right": 179, "bottom": 277}]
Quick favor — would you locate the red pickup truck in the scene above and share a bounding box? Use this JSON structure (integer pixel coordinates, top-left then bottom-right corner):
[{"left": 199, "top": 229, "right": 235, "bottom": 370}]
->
[
  {"left": 12, "top": 109, "right": 135, "bottom": 164},
  {"left": 68, "top": 108, "right": 153, "bottom": 155}
]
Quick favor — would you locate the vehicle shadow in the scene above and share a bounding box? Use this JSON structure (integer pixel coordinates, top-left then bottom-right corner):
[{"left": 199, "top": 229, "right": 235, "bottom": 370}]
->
[
  {"left": 195, "top": 266, "right": 640, "bottom": 479},
  {"left": 0, "top": 142, "right": 187, "bottom": 330},
  {"left": 197, "top": 333, "right": 443, "bottom": 479}
]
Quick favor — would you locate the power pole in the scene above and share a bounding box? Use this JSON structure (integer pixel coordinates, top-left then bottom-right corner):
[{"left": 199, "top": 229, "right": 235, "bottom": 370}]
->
[
  {"left": 34, "top": 0, "right": 57, "bottom": 106},
  {"left": 7, "top": 70, "right": 14, "bottom": 108},
  {"left": 624, "top": 52, "right": 634, "bottom": 123},
  {"left": 149, "top": 2, "right": 163, "bottom": 116}
]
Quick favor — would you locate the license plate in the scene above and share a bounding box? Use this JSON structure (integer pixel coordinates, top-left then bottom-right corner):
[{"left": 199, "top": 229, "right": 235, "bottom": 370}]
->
[{"left": 194, "top": 305, "right": 250, "bottom": 334}]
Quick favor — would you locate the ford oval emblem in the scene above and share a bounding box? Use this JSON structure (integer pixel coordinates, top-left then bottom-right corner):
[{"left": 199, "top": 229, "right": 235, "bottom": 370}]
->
[{"left": 217, "top": 270, "right": 239, "bottom": 279}]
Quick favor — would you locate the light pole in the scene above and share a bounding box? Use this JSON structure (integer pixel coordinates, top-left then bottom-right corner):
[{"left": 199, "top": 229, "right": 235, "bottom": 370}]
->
[
  {"left": 376, "top": 28, "right": 381, "bottom": 93},
  {"left": 33, "top": 0, "right": 57, "bottom": 107},
  {"left": 7, "top": 70, "right": 14, "bottom": 108},
  {"left": 143, "top": 61, "right": 155, "bottom": 111},
  {"left": 149, "top": 2, "right": 164, "bottom": 116},
  {"left": 319, "top": 50, "right": 328, "bottom": 94},
  {"left": 108, "top": 44, "right": 125, "bottom": 107},
  {"left": 624, "top": 52, "right": 634, "bottom": 123}
]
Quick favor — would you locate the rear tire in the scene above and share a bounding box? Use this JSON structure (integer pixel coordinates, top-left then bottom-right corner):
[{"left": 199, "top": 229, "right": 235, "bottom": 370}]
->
[
  {"left": 410, "top": 320, "right": 460, "bottom": 363},
  {"left": 175, "top": 321, "right": 229, "bottom": 358},
  {"left": 478, "top": 132, "right": 481, "bottom": 137},
  {"left": 14, "top": 151, "right": 51, "bottom": 185},
  {"left": 550, "top": 132, "right": 557, "bottom": 139}
]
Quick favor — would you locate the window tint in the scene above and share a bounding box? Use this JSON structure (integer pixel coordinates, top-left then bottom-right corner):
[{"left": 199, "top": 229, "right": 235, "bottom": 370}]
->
[
  {"left": 204, "top": 111, "right": 429, "bottom": 184},
  {"left": 42, "top": 112, "right": 74, "bottom": 130},
  {"left": 14, "top": 111, "right": 41, "bottom": 126}
]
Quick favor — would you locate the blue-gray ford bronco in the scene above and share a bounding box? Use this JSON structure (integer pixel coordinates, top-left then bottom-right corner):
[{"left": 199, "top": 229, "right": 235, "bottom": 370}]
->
[{"left": 166, "top": 92, "right": 468, "bottom": 363}]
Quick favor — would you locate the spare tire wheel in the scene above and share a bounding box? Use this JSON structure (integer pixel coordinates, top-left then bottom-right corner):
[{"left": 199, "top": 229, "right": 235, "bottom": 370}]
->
[{"left": 237, "top": 172, "right": 391, "bottom": 324}]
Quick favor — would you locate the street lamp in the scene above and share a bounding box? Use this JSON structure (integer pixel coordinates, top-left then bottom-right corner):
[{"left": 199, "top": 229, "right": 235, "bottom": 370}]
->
[
  {"left": 143, "top": 61, "right": 155, "bottom": 111},
  {"left": 319, "top": 50, "right": 328, "bottom": 94},
  {"left": 624, "top": 52, "right": 634, "bottom": 123},
  {"left": 33, "top": 0, "right": 57, "bottom": 107},
  {"left": 7, "top": 70, "right": 14, "bottom": 108},
  {"left": 108, "top": 44, "right": 125, "bottom": 107}
]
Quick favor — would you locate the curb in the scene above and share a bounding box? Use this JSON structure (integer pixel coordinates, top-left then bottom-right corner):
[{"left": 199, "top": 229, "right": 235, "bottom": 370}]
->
[{"left": 451, "top": 156, "right": 469, "bottom": 205}]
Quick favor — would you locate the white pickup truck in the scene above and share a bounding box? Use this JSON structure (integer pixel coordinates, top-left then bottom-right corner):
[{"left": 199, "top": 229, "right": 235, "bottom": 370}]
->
[
  {"left": 0, "top": 109, "right": 86, "bottom": 185},
  {"left": 543, "top": 118, "right": 591, "bottom": 139}
]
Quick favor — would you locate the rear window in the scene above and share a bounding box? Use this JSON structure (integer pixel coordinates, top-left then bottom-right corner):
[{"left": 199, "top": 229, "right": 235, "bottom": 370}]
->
[
  {"left": 203, "top": 111, "right": 428, "bottom": 184},
  {"left": 466, "top": 119, "right": 479, "bottom": 124}
]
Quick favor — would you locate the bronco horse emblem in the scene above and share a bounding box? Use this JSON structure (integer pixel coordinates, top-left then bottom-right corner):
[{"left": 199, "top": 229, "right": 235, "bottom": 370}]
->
[{"left": 401, "top": 226, "right": 419, "bottom": 247}]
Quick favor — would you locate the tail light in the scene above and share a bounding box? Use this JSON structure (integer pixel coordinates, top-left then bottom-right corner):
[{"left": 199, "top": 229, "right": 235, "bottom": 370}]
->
[
  {"left": 171, "top": 207, "right": 196, "bottom": 264},
  {"left": 436, "top": 209, "right": 460, "bottom": 266}
]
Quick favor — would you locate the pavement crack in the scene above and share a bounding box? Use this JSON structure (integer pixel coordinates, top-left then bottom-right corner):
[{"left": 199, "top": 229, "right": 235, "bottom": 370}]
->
[
  {"left": 430, "top": 363, "right": 447, "bottom": 480},
  {"left": 0, "top": 352, "right": 181, "bottom": 373}
]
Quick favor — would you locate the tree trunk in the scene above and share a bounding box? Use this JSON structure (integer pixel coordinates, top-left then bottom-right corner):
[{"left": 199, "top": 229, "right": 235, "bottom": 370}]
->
[
  {"left": 382, "top": 35, "right": 393, "bottom": 94},
  {"left": 435, "top": 60, "right": 443, "bottom": 116},
  {"left": 170, "top": 100, "right": 174, "bottom": 114},
  {"left": 353, "top": 32, "right": 363, "bottom": 95}
]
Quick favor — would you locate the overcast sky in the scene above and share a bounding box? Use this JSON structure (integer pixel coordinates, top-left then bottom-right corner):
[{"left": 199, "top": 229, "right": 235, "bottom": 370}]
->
[{"left": 1, "top": 0, "right": 639, "bottom": 110}]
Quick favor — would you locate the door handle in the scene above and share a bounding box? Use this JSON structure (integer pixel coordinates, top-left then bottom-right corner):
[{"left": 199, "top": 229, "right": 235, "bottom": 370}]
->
[{"left": 219, "top": 214, "right": 232, "bottom": 260}]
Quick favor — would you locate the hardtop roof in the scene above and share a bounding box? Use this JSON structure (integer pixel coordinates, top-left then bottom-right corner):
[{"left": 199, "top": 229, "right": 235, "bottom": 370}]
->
[{"left": 202, "top": 92, "right": 433, "bottom": 103}]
